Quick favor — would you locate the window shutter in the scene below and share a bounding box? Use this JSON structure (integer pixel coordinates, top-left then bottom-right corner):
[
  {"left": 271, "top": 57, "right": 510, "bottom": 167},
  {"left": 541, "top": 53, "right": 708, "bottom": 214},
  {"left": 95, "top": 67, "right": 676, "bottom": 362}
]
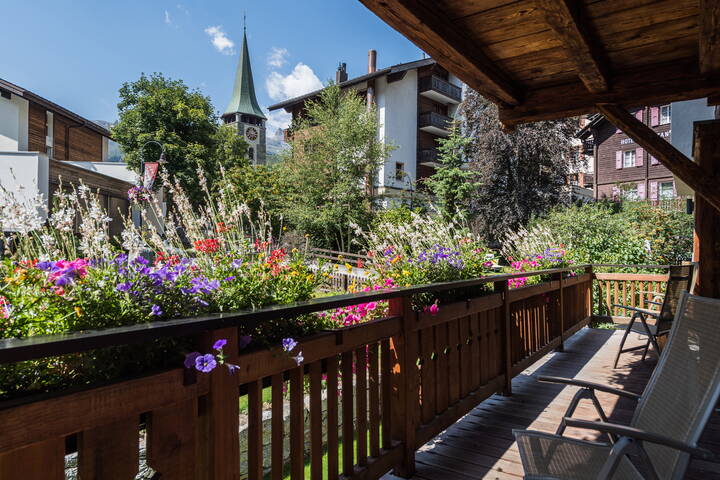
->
[
  {"left": 650, "top": 181, "right": 658, "bottom": 200},
  {"left": 650, "top": 155, "right": 659, "bottom": 166},
  {"left": 650, "top": 107, "right": 659, "bottom": 126},
  {"left": 635, "top": 109, "right": 643, "bottom": 122},
  {"left": 636, "top": 148, "right": 644, "bottom": 166},
  {"left": 637, "top": 182, "right": 646, "bottom": 199},
  {"left": 616, "top": 151, "right": 623, "bottom": 169}
]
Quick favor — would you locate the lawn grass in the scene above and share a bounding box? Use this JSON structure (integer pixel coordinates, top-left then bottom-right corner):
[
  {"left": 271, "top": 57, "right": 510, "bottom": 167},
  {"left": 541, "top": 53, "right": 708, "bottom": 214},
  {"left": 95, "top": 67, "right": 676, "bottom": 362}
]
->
[{"left": 239, "top": 386, "right": 273, "bottom": 414}]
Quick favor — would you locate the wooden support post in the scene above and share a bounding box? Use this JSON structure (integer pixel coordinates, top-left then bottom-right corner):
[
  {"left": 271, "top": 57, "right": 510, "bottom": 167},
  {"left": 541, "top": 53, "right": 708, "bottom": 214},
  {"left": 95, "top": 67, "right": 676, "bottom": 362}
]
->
[
  {"left": 700, "top": 0, "right": 720, "bottom": 76},
  {"left": 693, "top": 120, "right": 720, "bottom": 298},
  {"left": 557, "top": 272, "right": 565, "bottom": 352},
  {"left": 585, "top": 265, "right": 594, "bottom": 318},
  {"left": 200, "top": 328, "right": 240, "bottom": 480},
  {"left": 389, "top": 295, "right": 418, "bottom": 477},
  {"left": 494, "top": 281, "right": 512, "bottom": 396},
  {"left": 597, "top": 104, "right": 720, "bottom": 214}
]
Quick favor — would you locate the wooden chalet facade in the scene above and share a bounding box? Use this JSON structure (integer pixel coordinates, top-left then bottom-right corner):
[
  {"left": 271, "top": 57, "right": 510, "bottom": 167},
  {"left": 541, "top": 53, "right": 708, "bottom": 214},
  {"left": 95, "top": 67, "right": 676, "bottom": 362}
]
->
[
  {"left": 579, "top": 105, "right": 677, "bottom": 201},
  {"left": 0, "top": 78, "right": 133, "bottom": 233}
]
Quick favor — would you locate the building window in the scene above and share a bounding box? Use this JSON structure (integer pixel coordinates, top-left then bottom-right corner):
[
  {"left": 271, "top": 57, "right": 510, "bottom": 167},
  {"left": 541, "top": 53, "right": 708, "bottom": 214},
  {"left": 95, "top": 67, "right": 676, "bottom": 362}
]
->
[
  {"left": 395, "top": 162, "right": 405, "bottom": 181},
  {"left": 659, "top": 181, "right": 674, "bottom": 199},
  {"left": 623, "top": 150, "right": 636, "bottom": 168},
  {"left": 623, "top": 185, "right": 639, "bottom": 201},
  {"left": 248, "top": 147, "right": 254, "bottom": 162},
  {"left": 660, "top": 105, "right": 671, "bottom": 125}
]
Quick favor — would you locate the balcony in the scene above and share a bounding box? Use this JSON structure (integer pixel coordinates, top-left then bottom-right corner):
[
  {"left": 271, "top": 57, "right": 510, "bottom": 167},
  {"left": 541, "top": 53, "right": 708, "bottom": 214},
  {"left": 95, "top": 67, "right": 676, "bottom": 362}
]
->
[
  {"left": 419, "top": 111, "right": 451, "bottom": 136},
  {"left": 419, "top": 148, "right": 440, "bottom": 167},
  {"left": 419, "top": 75, "right": 462, "bottom": 104},
  {"left": 1, "top": 265, "right": 718, "bottom": 479}
]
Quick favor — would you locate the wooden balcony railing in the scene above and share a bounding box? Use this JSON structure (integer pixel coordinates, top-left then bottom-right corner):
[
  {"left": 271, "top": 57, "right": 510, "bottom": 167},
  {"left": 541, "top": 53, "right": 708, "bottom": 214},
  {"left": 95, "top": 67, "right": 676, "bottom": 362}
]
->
[
  {"left": 418, "top": 75, "right": 462, "bottom": 104},
  {"left": 592, "top": 264, "right": 670, "bottom": 319},
  {"left": 0, "top": 266, "right": 596, "bottom": 479}
]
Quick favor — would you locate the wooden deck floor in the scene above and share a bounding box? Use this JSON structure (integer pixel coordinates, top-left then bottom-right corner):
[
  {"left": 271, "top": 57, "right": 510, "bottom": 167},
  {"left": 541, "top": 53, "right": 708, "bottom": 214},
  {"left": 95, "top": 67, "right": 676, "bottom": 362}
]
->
[{"left": 383, "top": 327, "right": 720, "bottom": 480}]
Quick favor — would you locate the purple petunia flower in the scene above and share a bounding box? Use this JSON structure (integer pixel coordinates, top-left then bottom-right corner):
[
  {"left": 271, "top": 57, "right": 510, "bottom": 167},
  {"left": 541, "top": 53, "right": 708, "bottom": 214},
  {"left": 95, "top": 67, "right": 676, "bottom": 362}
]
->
[
  {"left": 36, "top": 260, "right": 55, "bottom": 271},
  {"left": 150, "top": 304, "right": 163, "bottom": 316},
  {"left": 238, "top": 335, "right": 252, "bottom": 349},
  {"left": 232, "top": 259, "right": 243, "bottom": 269},
  {"left": 226, "top": 363, "right": 240, "bottom": 374},
  {"left": 184, "top": 352, "right": 201, "bottom": 369},
  {"left": 195, "top": 353, "right": 217, "bottom": 373},
  {"left": 223, "top": 276, "right": 236, "bottom": 282},
  {"left": 213, "top": 339, "right": 227, "bottom": 350},
  {"left": 116, "top": 282, "right": 132, "bottom": 292},
  {"left": 293, "top": 351, "right": 304, "bottom": 366},
  {"left": 282, "top": 337, "right": 298, "bottom": 352}
]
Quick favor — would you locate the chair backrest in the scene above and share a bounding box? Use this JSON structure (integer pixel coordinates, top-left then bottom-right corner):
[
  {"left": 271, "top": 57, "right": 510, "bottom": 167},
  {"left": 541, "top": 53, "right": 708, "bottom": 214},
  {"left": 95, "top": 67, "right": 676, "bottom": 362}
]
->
[
  {"left": 631, "top": 293, "right": 720, "bottom": 479},
  {"left": 655, "top": 264, "right": 695, "bottom": 332}
]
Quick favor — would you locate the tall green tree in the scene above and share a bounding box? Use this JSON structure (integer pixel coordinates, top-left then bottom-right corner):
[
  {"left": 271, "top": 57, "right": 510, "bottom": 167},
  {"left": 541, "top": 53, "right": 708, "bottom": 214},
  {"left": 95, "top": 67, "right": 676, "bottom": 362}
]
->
[
  {"left": 279, "top": 85, "right": 392, "bottom": 251},
  {"left": 112, "top": 73, "right": 247, "bottom": 201},
  {"left": 460, "top": 89, "right": 580, "bottom": 242},
  {"left": 424, "top": 122, "right": 478, "bottom": 220}
]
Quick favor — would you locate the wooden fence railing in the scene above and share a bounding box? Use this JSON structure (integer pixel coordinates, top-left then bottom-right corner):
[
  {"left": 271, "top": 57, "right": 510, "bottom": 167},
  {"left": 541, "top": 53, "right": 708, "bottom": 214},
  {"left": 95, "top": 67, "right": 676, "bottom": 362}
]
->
[
  {"left": 592, "top": 265, "right": 670, "bottom": 318},
  {"left": 0, "top": 267, "right": 594, "bottom": 479}
]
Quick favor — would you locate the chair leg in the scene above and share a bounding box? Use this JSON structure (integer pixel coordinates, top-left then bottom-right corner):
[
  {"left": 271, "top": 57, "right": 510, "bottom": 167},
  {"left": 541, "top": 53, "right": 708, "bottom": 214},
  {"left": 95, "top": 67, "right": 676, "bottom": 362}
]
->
[
  {"left": 641, "top": 337, "right": 652, "bottom": 362},
  {"left": 638, "top": 316, "right": 662, "bottom": 359},
  {"left": 613, "top": 315, "right": 637, "bottom": 368}
]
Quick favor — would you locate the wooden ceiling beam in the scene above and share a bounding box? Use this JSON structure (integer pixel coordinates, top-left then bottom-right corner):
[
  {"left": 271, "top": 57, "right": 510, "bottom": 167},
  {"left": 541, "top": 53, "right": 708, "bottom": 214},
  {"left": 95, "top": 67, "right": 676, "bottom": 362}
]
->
[
  {"left": 358, "top": 0, "right": 522, "bottom": 106},
  {"left": 597, "top": 103, "right": 720, "bottom": 214},
  {"left": 536, "top": 0, "right": 608, "bottom": 94},
  {"left": 700, "top": 0, "right": 720, "bottom": 76},
  {"left": 499, "top": 60, "right": 720, "bottom": 127}
]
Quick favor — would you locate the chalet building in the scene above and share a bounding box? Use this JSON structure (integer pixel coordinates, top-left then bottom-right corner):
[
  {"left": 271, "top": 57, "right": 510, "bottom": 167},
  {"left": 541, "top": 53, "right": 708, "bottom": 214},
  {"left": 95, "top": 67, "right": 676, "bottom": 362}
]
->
[
  {"left": 0, "top": 78, "right": 134, "bottom": 236},
  {"left": 268, "top": 51, "right": 463, "bottom": 206},
  {"left": 221, "top": 27, "right": 266, "bottom": 165},
  {"left": 578, "top": 100, "right": 713, "bottom": 202}
]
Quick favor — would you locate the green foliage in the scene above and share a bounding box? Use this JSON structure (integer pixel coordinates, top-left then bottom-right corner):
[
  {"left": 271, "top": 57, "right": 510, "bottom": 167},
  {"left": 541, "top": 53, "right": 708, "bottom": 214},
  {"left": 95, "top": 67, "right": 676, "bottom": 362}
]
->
[
  {"left": 219, "top": 163, "right": 288, "bottom": 228},
  {"left": 112, "top": 73, "right": 248, "bottom": 202},
  {"left": 423, "top": 123, "right": 478, "bottom": 219},
  {"left": 370, "top": 205, "right": 417, "bottom": 230},
  {"left": 279, "top": 84, "right": 393, "bottom": 251},
  {"left": 505, "top": 202, "right": 693, "bottom": 267}
]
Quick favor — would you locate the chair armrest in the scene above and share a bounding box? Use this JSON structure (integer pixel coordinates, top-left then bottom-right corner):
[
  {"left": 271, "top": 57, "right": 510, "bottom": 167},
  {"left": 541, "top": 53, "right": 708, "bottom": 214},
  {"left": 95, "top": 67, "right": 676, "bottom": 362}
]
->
[
  {"left": 647, "top": 300, "right": 663, "bottom": 306},
  {"left": 563, "top": 419, "right": 715, "bottom": 460},
  {"left": 612, "top": 304, "right": 659, "bottom": 317},
  {"left": 639, "top": 291, "right": 665, "bottom": 297},
  {"left": 538, "top": 376, "right": 641, "bottom": 400}
]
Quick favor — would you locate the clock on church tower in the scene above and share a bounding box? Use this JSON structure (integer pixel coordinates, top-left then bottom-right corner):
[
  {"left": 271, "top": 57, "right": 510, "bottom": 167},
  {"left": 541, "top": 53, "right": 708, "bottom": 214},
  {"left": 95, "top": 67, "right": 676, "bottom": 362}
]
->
[{"left": 219, "top": 24, "right": 266, "bottom": 165}]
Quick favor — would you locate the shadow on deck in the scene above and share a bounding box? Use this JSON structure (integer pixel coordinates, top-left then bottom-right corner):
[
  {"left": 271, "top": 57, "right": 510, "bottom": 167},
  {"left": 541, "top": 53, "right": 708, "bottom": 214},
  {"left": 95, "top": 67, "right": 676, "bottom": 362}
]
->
[{"left": 384, "top": 328, "right": 720, "bottom": 480}]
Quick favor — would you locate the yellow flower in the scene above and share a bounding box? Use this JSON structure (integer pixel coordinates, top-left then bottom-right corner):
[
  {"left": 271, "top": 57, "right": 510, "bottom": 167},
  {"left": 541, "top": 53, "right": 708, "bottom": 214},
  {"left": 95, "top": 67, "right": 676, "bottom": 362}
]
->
[
  {"left": 282, "top": 226, "right": 287, "bottom": 231},
  {"left": 292, "top": 248, "right": 298, "bottom": 253},
  {"left": 345, "top": 263, "right": 353, "bottom": 272},
  {"left": 74, "top": 306, "right": 84, "bottom": 317},
  {"left": 402, "top": 269, "right": 410, "bottom": 276},
  {"left": 390, "top": 255, "right": 400, "bottom": 264},
  {"left": 306, "top": 274, "right": 315, "bottom": 281},
  {"left": 258, "top": 252, "right": 265, "bottom": 259}
]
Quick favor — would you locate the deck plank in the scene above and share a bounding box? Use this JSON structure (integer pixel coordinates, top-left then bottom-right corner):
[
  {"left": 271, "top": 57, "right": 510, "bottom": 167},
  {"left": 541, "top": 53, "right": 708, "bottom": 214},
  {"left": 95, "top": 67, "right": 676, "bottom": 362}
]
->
[{"left": 382, "top": 327, "right": 720, "bottom": 480}]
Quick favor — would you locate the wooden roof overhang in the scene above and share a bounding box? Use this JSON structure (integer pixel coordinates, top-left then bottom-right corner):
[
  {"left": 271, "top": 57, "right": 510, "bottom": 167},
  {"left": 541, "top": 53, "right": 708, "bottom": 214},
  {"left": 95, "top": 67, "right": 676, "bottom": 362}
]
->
[
  {"left": 360, "top": 0, "right": 720, "bottom": 216},
  {"left": 358, "top": 0, "right": 719, "bottom": 128}
]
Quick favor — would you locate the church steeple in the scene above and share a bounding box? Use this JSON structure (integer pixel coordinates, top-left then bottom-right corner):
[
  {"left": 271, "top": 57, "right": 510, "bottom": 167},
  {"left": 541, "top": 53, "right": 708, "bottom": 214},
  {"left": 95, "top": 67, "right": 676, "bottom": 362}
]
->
[{"left": 224, "top": 27, "right": 266, "bottom": 119}]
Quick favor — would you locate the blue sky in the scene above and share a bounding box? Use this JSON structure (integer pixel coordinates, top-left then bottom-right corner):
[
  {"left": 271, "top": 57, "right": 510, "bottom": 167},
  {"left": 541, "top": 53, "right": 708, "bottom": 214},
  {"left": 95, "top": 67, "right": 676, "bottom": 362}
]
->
[{"left": 1, "top": 0, "right": 424, "bottom": 132}]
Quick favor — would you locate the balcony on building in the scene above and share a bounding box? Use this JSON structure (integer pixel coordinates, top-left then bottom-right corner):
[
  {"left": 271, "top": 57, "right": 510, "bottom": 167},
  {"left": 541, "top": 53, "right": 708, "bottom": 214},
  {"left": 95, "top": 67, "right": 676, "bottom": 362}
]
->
[
  {"left": 419, "top": 75, "right": 462, "bottom": 104},
  {"left": 419, "top": 148, "right": 441, "bottom": 167},
  {"left": 419, "top": 111, "right": 451, "bottom": 136}
]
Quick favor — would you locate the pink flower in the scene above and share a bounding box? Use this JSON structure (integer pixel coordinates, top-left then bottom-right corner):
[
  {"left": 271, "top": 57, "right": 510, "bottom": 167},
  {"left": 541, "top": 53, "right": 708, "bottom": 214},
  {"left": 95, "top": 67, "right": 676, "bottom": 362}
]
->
[{"left": 424, "top": 304, "right": 439, "bottom": 315}]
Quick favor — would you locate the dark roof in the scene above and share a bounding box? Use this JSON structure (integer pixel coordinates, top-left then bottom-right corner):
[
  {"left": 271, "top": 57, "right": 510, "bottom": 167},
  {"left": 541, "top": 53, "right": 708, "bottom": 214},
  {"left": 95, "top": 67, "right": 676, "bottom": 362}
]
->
[
  {"left": 0, "top": 78, "right": 111, "bottom": 138},
  {"left": 224, "top": 30, "right": 266, "bottom": 119},
  {"left": 268, "top": 57, "right": 436, "bottom": 112}
]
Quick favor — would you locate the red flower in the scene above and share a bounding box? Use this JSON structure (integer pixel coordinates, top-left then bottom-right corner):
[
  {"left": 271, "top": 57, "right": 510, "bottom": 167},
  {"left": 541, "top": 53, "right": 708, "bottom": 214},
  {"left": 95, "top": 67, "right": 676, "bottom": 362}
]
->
[
  {"left": 194, "top": 238, "right": 221, "bottom": 254},
  {"left": 357, "top": 260, "right": 364, "bottom": 268},
  {"left": 216, "top": 222, "right": 230, "bottom": 233}
]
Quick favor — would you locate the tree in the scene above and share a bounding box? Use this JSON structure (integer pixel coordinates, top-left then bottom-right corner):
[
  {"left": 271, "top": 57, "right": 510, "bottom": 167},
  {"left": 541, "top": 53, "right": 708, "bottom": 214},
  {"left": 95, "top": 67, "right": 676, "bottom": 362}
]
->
[
  {"left": 460, "top": 89, "right": 580, "bottom": 243},
  {"left": 279, "top": 85, "right": 392, "bottom": 251},
  {"left": 112, "top": 73, "right": 247, "bottom": 201},
  {"left": 423, "top": 122, "right": 478, "bottom": 219}
]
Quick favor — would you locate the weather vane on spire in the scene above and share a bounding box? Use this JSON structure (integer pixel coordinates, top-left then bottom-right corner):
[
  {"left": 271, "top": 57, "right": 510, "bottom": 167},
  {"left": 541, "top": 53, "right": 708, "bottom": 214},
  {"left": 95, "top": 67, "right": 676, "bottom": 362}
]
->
[{"left": 243, "top": 11, "right": 246, "bottom": 33}]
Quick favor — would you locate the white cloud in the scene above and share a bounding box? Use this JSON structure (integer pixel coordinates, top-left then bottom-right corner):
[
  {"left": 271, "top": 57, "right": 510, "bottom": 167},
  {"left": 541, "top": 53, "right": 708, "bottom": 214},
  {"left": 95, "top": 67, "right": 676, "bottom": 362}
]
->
[
  {"left": 204, "top": 26, "right": 235, "bottom": 55},
  {"left": 265, "top": 63, "right": 323, "bottom": 101},
  {"left": 164, "top": 10, "right": 172, "bottom": 24},
  {"left": 267, "top": 47, "right": 289, "bottom": 68},
  {"left": 265, "top": 108, "right": 292, "bottom": 132}
]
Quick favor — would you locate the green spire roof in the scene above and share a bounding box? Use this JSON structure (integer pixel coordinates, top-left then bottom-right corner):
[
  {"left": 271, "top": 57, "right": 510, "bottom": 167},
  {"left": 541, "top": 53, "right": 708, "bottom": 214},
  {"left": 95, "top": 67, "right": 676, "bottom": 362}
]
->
[{"left": 224, "top": 29, "right": 266, "bottom": 119}]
